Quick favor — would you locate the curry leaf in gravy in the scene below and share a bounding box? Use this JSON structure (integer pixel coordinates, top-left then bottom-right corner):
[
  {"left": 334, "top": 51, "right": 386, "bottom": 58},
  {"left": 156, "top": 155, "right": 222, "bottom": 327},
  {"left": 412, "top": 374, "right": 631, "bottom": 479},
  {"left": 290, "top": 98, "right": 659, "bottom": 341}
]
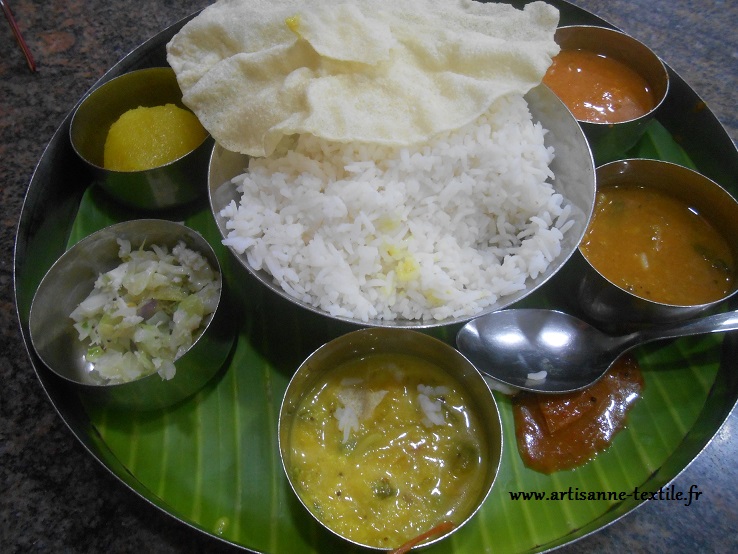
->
[{"left": 693, "top": 243, "right": 734, "bottom": 276}]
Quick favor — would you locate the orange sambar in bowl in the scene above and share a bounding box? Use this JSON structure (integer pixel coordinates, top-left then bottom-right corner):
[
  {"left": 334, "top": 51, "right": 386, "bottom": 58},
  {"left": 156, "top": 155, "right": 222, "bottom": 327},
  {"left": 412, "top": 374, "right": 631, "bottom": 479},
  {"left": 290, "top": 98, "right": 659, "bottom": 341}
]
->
[
  {"left": 580, "top": 185, "right": 735, "bottom": 305},
  {"left": 543, "top": 49, "right": 656, "bottom": 123}
]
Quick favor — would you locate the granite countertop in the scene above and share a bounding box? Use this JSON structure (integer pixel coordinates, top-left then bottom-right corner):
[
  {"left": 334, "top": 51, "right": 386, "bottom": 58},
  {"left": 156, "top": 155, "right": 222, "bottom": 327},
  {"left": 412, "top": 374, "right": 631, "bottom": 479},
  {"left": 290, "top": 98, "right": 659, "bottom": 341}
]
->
[{"left": 2, "top": 0, "right": 736, "bottom": 552}]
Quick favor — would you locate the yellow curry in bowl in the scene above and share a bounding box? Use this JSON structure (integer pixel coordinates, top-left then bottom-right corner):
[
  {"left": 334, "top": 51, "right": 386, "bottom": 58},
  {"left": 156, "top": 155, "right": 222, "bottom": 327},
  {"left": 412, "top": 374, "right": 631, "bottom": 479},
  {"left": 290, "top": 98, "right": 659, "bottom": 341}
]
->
[{"left": 279, "top": 328, "right": 502, "bottom": 551}]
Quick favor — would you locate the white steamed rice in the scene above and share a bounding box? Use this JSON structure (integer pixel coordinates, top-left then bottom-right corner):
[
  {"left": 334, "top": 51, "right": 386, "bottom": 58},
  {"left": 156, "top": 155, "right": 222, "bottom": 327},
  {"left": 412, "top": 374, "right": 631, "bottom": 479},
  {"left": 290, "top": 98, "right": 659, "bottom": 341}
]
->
[{"left": 219, "top": 94, "right": 574, "bottom": 322}]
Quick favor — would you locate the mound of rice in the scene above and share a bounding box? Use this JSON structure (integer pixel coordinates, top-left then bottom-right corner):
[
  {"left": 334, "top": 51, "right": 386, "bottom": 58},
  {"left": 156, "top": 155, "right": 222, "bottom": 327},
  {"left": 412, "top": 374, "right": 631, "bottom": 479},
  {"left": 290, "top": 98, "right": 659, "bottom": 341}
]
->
[{"left": 219, "top": 94, "right": 573, "bottom": 322}]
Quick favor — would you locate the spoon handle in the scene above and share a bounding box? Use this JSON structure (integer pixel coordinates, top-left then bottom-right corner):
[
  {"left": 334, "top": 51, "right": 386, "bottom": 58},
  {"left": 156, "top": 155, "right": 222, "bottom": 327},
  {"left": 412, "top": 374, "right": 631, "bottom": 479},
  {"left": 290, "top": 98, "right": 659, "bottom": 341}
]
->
[{"left": 629, "top": 309, "right": 738, "bottom": 346}]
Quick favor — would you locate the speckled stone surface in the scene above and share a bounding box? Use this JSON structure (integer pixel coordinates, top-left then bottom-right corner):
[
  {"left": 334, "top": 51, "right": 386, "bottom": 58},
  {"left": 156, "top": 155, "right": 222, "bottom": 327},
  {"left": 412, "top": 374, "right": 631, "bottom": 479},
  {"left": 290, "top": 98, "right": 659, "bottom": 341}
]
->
[{"left": 1, "top": 1, "right": 736, "bottom": 552}]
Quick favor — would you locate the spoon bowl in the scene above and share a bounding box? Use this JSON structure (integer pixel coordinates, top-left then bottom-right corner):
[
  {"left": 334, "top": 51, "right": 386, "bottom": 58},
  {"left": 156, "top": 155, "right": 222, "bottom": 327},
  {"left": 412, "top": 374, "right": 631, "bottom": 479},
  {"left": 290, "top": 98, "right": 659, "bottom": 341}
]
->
[{"left": 456, "top": 308, "right": 738, "bottom": 393}]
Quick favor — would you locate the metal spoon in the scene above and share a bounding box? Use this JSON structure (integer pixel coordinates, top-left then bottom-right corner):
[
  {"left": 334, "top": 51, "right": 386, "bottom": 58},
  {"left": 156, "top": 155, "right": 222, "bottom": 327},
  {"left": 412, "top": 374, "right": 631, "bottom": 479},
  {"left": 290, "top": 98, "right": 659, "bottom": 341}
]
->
[{"left": 456, "top": 308, "right": 738, "bottom": 394}]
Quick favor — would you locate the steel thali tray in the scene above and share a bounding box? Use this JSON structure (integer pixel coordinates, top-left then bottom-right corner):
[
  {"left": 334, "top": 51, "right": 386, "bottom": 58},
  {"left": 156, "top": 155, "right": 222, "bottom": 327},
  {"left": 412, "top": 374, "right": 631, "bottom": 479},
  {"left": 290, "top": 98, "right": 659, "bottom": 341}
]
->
[{"left": 14, "top": 1, "right": 738, "bottom": 552}]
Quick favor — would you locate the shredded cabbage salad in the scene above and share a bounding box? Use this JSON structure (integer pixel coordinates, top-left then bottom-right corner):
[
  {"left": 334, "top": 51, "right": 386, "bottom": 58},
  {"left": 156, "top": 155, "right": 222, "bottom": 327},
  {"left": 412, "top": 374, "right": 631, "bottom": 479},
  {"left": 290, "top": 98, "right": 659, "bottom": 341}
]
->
[{"left": 70, "top": 238, "right": 220, "bottom": 383}]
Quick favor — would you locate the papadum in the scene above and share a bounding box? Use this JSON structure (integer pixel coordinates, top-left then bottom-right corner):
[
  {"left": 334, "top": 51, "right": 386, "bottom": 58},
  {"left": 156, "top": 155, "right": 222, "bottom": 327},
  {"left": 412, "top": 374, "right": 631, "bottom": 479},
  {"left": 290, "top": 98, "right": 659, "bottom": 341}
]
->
[{"left": 166, "top": 0, "right": 559, "bottom": 157}]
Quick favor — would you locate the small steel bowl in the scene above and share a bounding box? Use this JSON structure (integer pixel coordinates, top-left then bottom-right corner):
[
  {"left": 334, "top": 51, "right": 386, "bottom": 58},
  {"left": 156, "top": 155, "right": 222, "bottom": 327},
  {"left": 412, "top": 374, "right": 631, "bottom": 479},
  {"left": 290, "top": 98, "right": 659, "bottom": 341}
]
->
[
  {"left": 562, "top": 159, "right": 738, "bottom": 330},
  {"left": 209, "top": 84, "right": 595, "bottom": 329},
  {"left": 69, "top": 67, "right": 214, "bottom": 210},
  {"left": 551, "top": 25, "right": 669, "bottom": 164},
  {"left": 278, "top": 328, "right": 503, "bottom": 551},
  {"left": 28, "top": 219, "right": 234, "bottom": 410}
]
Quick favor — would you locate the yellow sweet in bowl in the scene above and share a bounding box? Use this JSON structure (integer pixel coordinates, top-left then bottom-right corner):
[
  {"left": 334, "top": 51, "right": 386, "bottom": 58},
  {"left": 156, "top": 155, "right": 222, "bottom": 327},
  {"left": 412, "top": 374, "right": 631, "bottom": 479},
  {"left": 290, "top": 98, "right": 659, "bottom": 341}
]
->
[
  {"left": 103, "top": 103, "right": 207, "bottom": 172},
  {"left": 69, "top": 67, "right": 214, "bottom": 210}
]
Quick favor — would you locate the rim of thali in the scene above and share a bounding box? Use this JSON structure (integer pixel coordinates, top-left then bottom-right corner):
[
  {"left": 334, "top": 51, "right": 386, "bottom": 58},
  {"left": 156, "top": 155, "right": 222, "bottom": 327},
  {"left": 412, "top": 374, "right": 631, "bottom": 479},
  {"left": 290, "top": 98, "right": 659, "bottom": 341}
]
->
[{"left": 13, "top": 2, "right": 738, "bottom": 553}]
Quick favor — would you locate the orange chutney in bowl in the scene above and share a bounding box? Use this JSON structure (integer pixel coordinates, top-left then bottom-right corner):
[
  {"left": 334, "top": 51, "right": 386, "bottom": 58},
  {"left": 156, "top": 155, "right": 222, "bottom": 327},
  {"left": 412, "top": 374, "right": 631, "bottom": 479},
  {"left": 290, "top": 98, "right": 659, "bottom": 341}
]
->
[
  {"left": 543, "top": 49, "right": 656, "bottom": 123},
  {"left": 580, "top": 184, "right": 735, "bottom": 305}
]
